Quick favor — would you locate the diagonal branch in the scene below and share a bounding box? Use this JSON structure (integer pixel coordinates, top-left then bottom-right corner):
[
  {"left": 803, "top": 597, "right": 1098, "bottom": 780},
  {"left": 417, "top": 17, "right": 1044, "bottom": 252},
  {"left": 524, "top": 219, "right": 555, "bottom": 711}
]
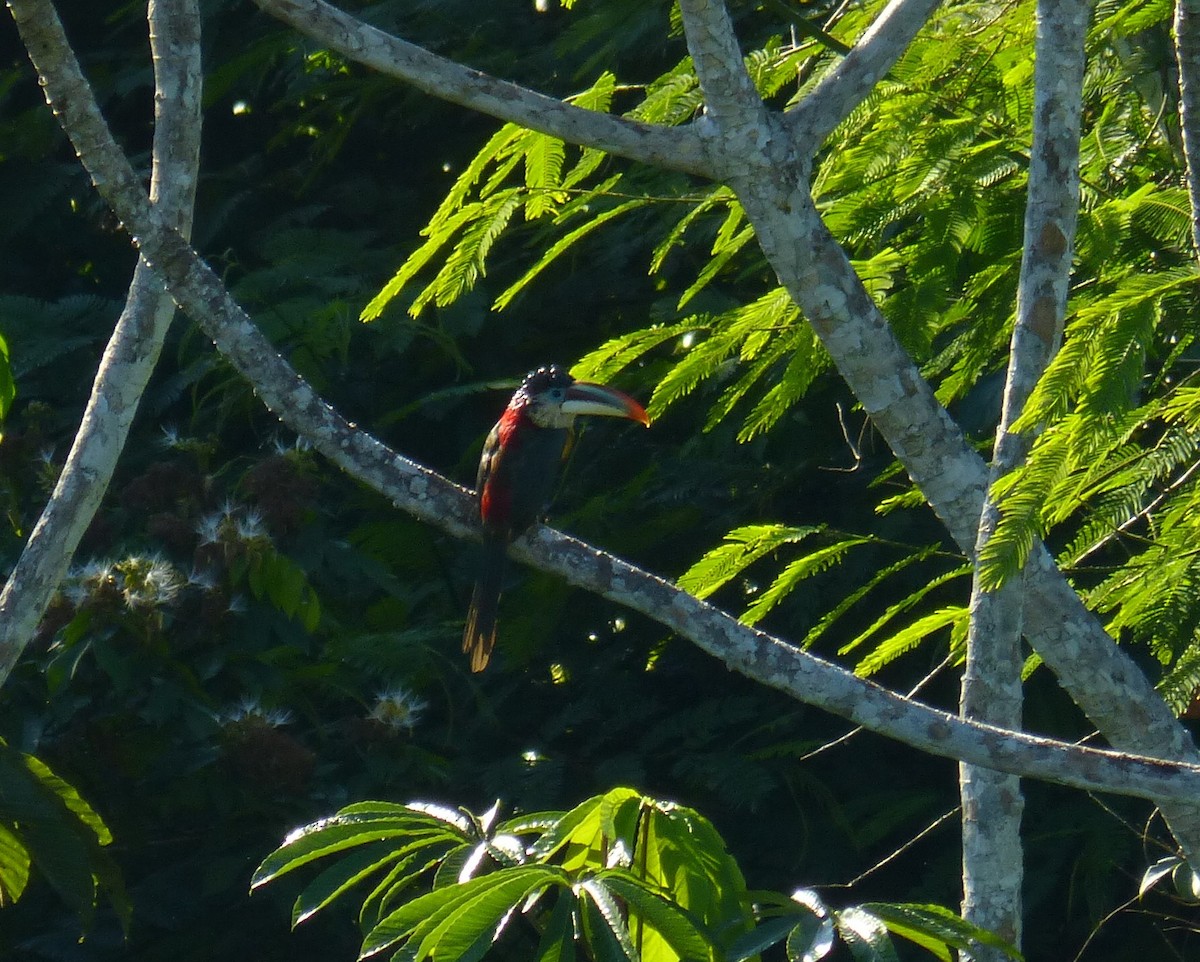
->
[
  {"left": 207, "top": 0, "right": 1200, "bottom": 853},
  {"left": 0, "top": 0, "right": 202, "bottom": 683},
  {"left": 13, "top": 0, "right": 1200, "bottom": 809},
  {"left": 251, "top": 0, "right": 716, "bottom": 180},
  {"left": 677, "top": 0, "right": 766, "bottom": 130},
  {"left": 521, "top": 524, "right": 1200, "bottom": 804},
  {"left": 733, "top": 179, "right": 1200, "bottom": 853},
  {"left": 785, "top": 0, "right": 943, "bottom": 151}
]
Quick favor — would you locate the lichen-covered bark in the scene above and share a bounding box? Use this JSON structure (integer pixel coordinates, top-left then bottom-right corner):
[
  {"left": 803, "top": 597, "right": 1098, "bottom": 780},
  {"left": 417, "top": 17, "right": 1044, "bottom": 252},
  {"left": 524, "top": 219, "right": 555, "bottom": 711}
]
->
[
  {"left": 0, "top": 0, "right": 202, "bottom": 684},
  {"left": 12, "top": 0, "right": 1200, "bottom": 856},
  {"left": 1176, "top": 0, "right": 1200, "bottom": 261},
  {"left": 673, "top": 0, "right": 1200, "bottom": 862},
  {"left": 960, "top": 0, "right": 1091, "bottom": 948}
]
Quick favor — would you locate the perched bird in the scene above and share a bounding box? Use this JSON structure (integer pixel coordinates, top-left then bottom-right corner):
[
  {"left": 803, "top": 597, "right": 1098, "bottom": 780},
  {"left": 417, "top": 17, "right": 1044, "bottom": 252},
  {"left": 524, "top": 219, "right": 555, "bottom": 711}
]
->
[{"left": 463, "top": 365, "right": 650, "bottom": 672}]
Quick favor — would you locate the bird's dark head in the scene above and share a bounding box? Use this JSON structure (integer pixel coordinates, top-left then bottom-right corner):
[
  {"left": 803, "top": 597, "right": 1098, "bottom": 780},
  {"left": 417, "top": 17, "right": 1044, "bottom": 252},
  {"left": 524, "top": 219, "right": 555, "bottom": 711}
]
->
[{"left": 516, "top": 364, "right": 650, "bottom": 430}]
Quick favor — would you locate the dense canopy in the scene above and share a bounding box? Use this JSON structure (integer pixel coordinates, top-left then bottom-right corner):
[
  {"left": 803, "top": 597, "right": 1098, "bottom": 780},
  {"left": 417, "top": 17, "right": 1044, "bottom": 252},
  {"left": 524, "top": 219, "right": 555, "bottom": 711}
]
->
[{"left": 2, "top": 0, "right": 1200, "bottom": 959}]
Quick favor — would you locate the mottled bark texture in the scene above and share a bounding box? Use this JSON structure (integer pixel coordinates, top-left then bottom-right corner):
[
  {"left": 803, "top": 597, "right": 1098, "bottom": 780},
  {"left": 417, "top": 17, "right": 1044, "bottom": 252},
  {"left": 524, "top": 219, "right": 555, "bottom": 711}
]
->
[
  {"left": 1176, "top": 0, "right": 1200, "bottom": 261},
  {"left": 959, "top": 0, "right": 1091, "bottom": 950},
  {"left": 0, "top": 0, "right": 202, "bottom": 683},
  {"left": 10, "top": 0, "right": 1200, "bottom": 861}
]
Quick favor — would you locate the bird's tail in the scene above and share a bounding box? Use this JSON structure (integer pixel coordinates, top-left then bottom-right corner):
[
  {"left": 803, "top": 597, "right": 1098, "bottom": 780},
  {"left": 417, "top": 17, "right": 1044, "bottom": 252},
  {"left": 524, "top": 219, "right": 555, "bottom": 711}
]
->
[{"left": 463, "top": 531, "right": 507, "bottom": 672}]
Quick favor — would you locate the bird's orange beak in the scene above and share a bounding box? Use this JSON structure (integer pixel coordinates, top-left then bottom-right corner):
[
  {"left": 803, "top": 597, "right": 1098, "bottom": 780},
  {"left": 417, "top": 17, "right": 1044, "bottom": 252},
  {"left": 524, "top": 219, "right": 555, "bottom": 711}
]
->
[{"left": 562, "top": 381, "right": 650, "bottom": 426}]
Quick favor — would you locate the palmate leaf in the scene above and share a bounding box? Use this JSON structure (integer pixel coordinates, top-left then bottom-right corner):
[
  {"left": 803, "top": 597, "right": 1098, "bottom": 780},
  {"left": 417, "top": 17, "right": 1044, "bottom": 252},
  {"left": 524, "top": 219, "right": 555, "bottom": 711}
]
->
[
  {"left": 534, "top": 892, "right": 576, "bottom": 962},
  {"left": 0, "top": 823, "right": 30, "bottom": 906},
  {"left": 596, "top": 868, "right": 717, "bottom": 962},
  {"left": 832, "top": 908, "right": 898, "bottom": 962},
  {"left": 412, "top": 867, "right": 570, "bottom": 962},
  {"left": 0, "top": 741, "right": 127, "bottom": 931},
  {"left": 251, "top": 806, "right": 464, "bottom": 888},
  {"left": 359, "top": 851, "right": 450, "bottom": 932},
  {"left": 578, "top": 878, "right": 639, "bottom": 962},
  {"left": 862, "top": 902, "right": 1022, "bottom": 960},
  {"left": 785, "top": 911, "right": 837, "bottom": 962},
  {"left": 727, "top": 913, "right": 820, "bottom": 962},
  {"left": 360, "top": 868, "right": 547, "bottom": 959},
  {"left": 292, "top": 841, "right": 407, "bottom": 926},
  {"left": 637, "top": 799, "right": 751, "bottom": 944},
  {"left": 528, "top": 792, "right": 611, "bottom": 863}
]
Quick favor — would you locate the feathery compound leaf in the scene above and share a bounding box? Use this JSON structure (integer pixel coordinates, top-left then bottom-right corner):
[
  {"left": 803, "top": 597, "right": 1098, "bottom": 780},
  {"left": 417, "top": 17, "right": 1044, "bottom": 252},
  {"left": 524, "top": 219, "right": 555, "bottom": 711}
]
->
[
  {"left": 650, "top": 289, "right": 799, "bottom": 417},
  {"left": 738, "top": 328, "right": 830, "bottom": 441},
  {"left": 678, "top": 224, "right": 756, "bottom": 310},
  {"left": 629, "top": 59, "right": 702, "bottom": 126},
  {"left": 650, "top": 186, "right": 737, "bottom": 275},
  {"left": 977, "top": 425, "right": 1074, "bottom": 590},
  {"left": 838, "top": 566, "right": 971, "bottom": 659},
  {"left": 853, "top": 607, "right": 968, "bottom": 677},
  {"left": 523, "top": 134, "right": 567, "bottom": 220},
  {"left": 493, "top": 199, "right": 648, "bottom": 311},
  {"left": 741, "top": 538, "right": 871, "bottom": 626},
  {"left": 703, "top": 328, "right": 800, "bottom": 433},
  {"left": 573, "top": 321, "right": 696, "bottom": 382},
  {"left": 359, "top": 203, "right": 484, "bottom": 322},
  {"left": 413, "top": 190, "right": 525, "bottom": 314},
  {"left": 677, "top": 524, "right": 824, "bottom": 600},
  {"left": 1156, "top": 642, "right": 1200, "bottom": 716},
  {"left": 802, "top": 546, "right": 941, "bottom": 649}
]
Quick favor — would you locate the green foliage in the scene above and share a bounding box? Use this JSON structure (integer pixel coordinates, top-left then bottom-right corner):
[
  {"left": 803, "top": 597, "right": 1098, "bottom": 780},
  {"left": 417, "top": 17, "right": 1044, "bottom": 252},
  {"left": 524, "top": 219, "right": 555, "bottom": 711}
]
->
[
  {"left": 0, "top": 330, "right": 13, "bottom": 436},
  {"left": 0, "top": 738, "right": 127, "bottom": 931},
  {"left": 3, "top": 0, "right": 1199, "bottom": 957},
  {"left": 254, "top": 788, "right": 736, "bottom": 962},
  {"left": 254, "top": 789, "right": 1012, "bottom": 962}
]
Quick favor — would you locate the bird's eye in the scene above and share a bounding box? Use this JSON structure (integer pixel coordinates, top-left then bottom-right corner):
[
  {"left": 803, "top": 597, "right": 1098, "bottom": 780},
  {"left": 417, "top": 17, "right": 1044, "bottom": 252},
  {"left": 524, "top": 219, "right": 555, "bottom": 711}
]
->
[{"left": 549, "top": 388, "right": 565, "bottom": 400}]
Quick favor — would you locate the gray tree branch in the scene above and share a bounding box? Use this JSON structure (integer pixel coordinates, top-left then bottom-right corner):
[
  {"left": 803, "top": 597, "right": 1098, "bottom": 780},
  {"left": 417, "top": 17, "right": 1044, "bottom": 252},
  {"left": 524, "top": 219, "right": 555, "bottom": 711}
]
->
[
  {"left": 11, "top": 0, "right": 1200, "bottom": 810},
  {"left": 959, "top": 0, "right": 1093, "bottom": 948},
  {"left": 670, "top": 0, "right": 1200, "bottom": 858},
  {"left": 250, "top": 0, "right": 717, "bottom": 180},
  {"left": 0, "top": 0, "right": 202, "bottom": 683},
  {"left": 785, "top": 0, "right": 943, "bottom": 151},
  {"left": 1176, "top": 0, "right": 1200, "bottom": 261}
]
